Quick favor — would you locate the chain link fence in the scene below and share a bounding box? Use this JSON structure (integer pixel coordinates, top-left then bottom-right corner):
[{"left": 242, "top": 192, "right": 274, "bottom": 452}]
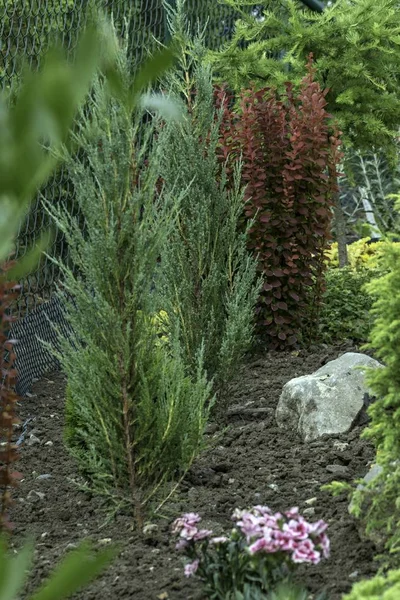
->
[{"left": 0, "top": 0, "right": 237, "bottom": 317}]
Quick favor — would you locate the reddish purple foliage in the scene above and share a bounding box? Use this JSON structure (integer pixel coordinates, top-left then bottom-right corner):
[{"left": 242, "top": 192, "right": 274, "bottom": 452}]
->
[{"left": 216, "top": 56, "right": 343, "bottom": 348}]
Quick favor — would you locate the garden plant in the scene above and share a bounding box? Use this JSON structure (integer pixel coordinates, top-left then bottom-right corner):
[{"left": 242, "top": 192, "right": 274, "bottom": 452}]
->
[
  {"left": 0, "top": 13, "right": 134, "bottom": 599},
  {"left": 43, "top": 33, "right": 214, "bottom": 526},
  {"left": 173, "top": 507, "right": 330, "bottom": 599},
  {"left": 216, "top": 56, "right": 341, "bottom": 347},
  {"left": 154, "top": 7, "right": 262, "bottom": 393},
  {"left": 317, "top": 237, "right": 400, "bottom": 343},
  {"left": 327, "top": 228, "right": 400, "bottom": 560},
  {"left": 2, "top": 0, "right": 400, "bottom": 598},
  {"left": 0, "top": 9, "right": 193, "bottom": 598},
  {"left": 211, "top": 0, "right": 400, "bottom": 266}
]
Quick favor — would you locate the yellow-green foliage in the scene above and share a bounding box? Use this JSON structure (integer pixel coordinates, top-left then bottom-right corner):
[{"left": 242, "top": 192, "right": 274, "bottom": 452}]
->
[
  {"left": 326, "top": 238, "right": 400, "bottom": 270},
  {"left": 354, "top": 240, "right": 400, "bottom": 555},
  {"left": 139, "top": 310, "right": 170, "bottom": 348},
  {"left": 318, "top": 238, "right": 388, "bottom": 343},
  {"left": 318, "top": 266, "right": 375, "bottom": 343},
  {"left": 343, "top": 569, "right": 400, "bottom": 600}
]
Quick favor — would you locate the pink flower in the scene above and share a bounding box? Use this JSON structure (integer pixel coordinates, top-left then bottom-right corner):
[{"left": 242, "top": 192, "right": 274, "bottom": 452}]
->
[
  {"left": 194, "top": 529, "right": 213, "bottom": 541},
  {"left": 248, "top": 537, "right": 278, "bottom": 554},
  {"left": 237, "top": 513, "right": 264, "bottom": 541},
  {"left": 308, "top": 519, "right": 328, "bottom": 536},
  {"left": 260, "top": 514, "right": 280, "bottom": 530},
  {"left": 274, "top": 528, "right": 296, "bottom": 551},
  {"left": 292, "top": 539, "right": 321, "bottom": 565},
  {"left": 172, "top": 513, "right": 201, "bottom": 534},
  {"left": 180, "top": 524, "right": 198, "bottom": 540},
  {"left": 184, "top": 559, "right": 200, "bottom": 577},
  {"left": 210, "top": 536, "right": 228, "bottom": 545},
  {"left": 285, "top": 507, "right": 300, "bottom": 519},
  {"left": 175, "top": 538, "right": 189, "bottom": 551},
  {"left": 183, "top": 512, "right": 202, "bottom": 525},
  {"left": 284, "top": 518, "right": 310, "bottom": 540},
  {"left": 318, "top": 532, "right": 330, "bottom": 558}
]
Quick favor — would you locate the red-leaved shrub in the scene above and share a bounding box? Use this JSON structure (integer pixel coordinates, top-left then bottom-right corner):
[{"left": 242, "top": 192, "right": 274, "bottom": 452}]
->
[
  {"left": 216, "top": 57, "right": 342, "bottom": 348},
  {"left": 0, "top": 261, "right": 22, "bottom": 533}
]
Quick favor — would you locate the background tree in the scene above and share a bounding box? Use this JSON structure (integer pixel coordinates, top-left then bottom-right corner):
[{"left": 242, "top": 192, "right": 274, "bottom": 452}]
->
[{"left": 210, "top": 0, "right": 400, "bottom": 264}]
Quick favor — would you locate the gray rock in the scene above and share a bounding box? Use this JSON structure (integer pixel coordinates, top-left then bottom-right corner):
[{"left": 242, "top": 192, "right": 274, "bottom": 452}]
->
[
  {"left": 358, "top": 463, "right": 383, "bottom": 488},
  {"left": 350, "top": 462, "right": 385, "bottom": 548},
  {"left": 275, "top": 353, "right": 383, "bottom": 442},
  {"left": 326, "top": 464, "right": 350, "bottom": 477},
  {"left": 27, "top": 490, "right": 45, "bottom": 501}
]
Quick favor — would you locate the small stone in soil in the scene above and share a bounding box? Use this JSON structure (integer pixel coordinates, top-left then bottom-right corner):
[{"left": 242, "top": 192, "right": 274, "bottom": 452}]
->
[
  {"left": 27, "top": 490, "right": 45, "bottom": 501},
  {"left": 333, "top": 441, "right": 350, "bottom": 451},
  {"left": 349, "top": 571, "right": 359, "bottom": 579},
  {"left": 304, "top": 497, "right": 317, "bottom": 506},
  {"left": 27, "top": 434, "right": 41, "bottom": 446},
  {"left": 143, "top": 523, "right": 158, "bottom": 535},
  {"left": 326, "top": 464, "right": 350, "bottom": 477},
  {"left": 66, "top": 543, "right": 78, "bottom": 551}
]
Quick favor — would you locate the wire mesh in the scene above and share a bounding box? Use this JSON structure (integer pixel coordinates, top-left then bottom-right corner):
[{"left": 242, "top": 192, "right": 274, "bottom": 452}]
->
[{"left": 0, "top": 0, "right": 237, "bottom": 318}]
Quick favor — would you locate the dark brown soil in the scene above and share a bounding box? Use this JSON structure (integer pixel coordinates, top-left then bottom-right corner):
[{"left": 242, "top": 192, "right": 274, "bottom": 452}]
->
[{"left": 10, "top": 342, "right": 379, "bottom": 600}]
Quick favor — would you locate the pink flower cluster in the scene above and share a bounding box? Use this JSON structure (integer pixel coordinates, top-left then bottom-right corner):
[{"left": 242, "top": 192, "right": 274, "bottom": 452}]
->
[
  {"left": 172, "top": 512, "right": 227, "bottom": 576},
  {"left": 232, "top": 506, "right": 330, "bottom": 565},
  {"left": 172, "top": 506, "right": 330, "bottom": 578}
]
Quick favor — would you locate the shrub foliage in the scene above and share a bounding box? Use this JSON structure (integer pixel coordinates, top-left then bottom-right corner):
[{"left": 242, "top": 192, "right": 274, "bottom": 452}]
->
[
  {"left": 216, "top": 58, "right": 341, "bottom": 347},
  {"left": 343, "top": 568, "right": 400, "bottom": 600},
  {"left": 318, "top": 237, "right": 395, "bottom": 343},
  {"left": 318, "top": 266, "right": 376, "bottom": 344},
  {"left": 44, "top": 49, "right": 213, "bottom": 524},
  {"left": 155, "top": 17, "right": 261, "bottom": 391},
  {"left": 349, "top": 239, "right": 400, "bottom": 555}
]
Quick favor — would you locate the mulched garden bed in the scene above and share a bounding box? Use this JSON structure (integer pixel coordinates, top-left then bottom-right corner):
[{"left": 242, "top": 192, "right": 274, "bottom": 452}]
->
[{"left": 11, "top": 341, "right": 379, "bottom": 600}]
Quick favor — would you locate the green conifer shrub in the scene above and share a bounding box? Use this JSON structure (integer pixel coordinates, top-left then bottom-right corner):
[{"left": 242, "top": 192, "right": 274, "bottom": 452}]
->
[
  {"left": 154, "top": 32, "right": 262, "bottom": 394},
  {"left": 347, "top": 238, "right": 400, "bottom": 556},
  {"left": 216, "top": 58, "right": 341, "bottom": 348},
  {"left": 343, "top": 568, "right": 400, "bottom": 600},
  {"left": 43, "top": 45, "right": 213, "bottom": 525}
]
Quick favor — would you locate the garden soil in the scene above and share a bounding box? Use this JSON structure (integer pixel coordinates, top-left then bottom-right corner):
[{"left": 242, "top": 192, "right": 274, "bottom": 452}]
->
[{"left": 11, "top": 342, "right": 379, "bottom": 600}]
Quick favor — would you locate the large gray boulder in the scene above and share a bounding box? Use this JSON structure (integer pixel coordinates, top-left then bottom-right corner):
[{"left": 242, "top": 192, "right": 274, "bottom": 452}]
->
[{"left": 275, "top": 352, "right": 383, "bottom": 442}]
